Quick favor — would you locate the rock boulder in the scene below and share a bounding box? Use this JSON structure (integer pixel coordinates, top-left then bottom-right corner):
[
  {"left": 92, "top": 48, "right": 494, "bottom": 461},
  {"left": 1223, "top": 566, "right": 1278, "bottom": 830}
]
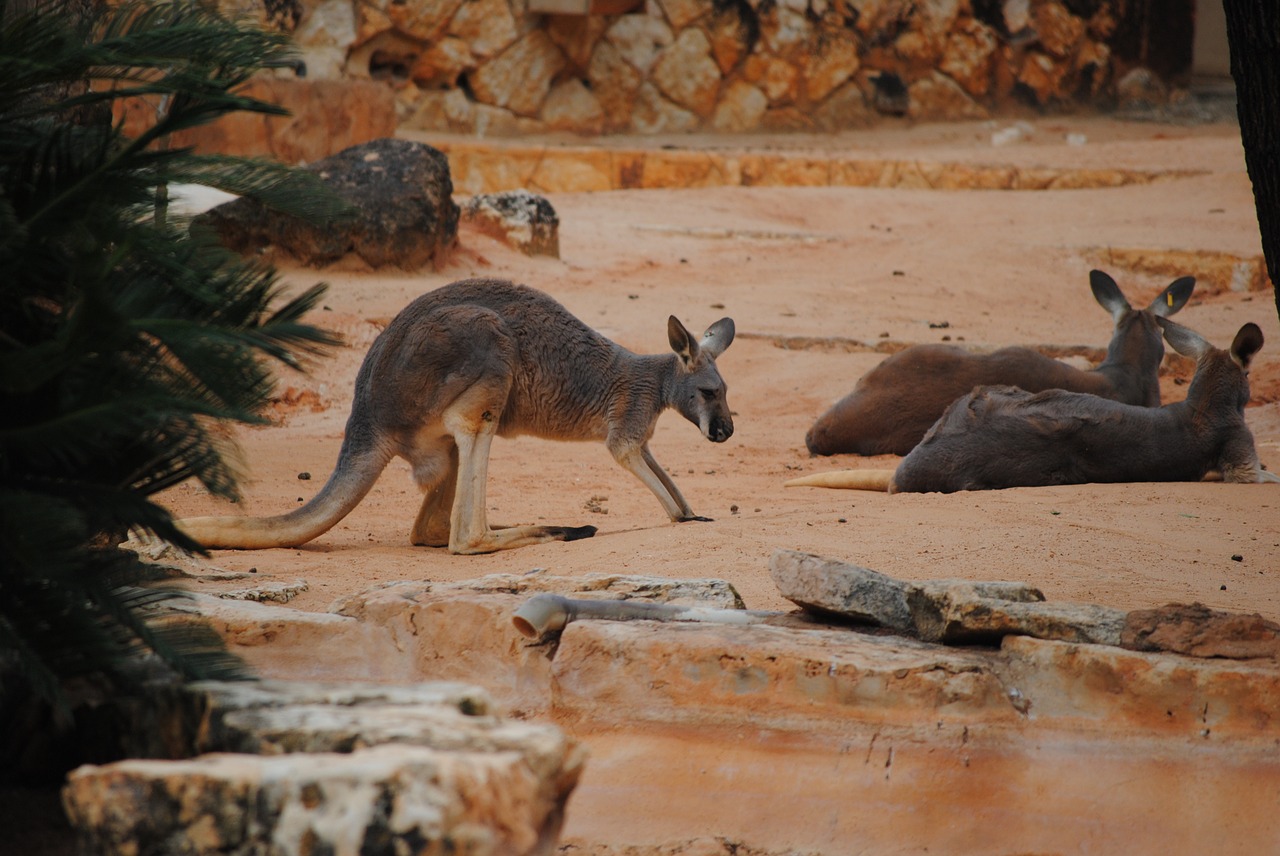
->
[{"left": 195, "top": 138, "right": 459, "bottom": 269}]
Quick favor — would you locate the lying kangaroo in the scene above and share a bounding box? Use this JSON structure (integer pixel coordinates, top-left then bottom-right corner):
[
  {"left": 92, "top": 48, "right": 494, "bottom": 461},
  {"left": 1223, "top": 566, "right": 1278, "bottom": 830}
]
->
[
  {"left": 804, "top": 270, "right": 1195, "bottom": 457},
  {"left": 787, "top": 319, "right": 1277, "bottom": 493},
  {"left": 178, "top": 278, "right": 736, "bottom": 554}
]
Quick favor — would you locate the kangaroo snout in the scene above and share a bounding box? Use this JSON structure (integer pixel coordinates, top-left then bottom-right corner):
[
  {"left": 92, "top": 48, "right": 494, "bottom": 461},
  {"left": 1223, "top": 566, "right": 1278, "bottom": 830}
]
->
[{"left": 707, "top": 416, "right": 734, "bottom": 443}]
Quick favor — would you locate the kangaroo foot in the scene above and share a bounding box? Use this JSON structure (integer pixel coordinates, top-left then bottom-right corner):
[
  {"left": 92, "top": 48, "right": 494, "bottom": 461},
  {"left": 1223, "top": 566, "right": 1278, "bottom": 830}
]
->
[
  {"left": 678, "top": 515, "right": 714, "bottom": 523},
  {"left": 556, "top": 525, "right": 598, "bottom": 542}
]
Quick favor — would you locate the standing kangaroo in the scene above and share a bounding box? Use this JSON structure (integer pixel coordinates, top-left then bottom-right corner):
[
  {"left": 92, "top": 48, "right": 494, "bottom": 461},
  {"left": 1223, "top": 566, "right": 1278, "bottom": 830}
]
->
[
  {"left": 178, "top": 278, "right": 736, "bottom": 554},
  {"left": 804, "top": 270, "right": 1195, "bottom": 457},
  {"left": 788, "top": 319, "right": 1277, "bottom": 493}
]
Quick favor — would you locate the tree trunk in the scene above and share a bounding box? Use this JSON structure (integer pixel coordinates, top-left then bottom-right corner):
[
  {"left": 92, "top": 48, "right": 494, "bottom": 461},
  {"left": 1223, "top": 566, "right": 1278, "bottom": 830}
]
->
[{"left": 1221, "top": 0, "right": 1280, "bottom": 323}]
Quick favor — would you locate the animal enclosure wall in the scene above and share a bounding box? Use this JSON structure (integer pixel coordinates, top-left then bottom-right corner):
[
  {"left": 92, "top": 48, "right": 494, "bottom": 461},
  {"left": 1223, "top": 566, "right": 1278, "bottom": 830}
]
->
[{"left": 223, "top": 0, "right": 1200, "bottom": 137}]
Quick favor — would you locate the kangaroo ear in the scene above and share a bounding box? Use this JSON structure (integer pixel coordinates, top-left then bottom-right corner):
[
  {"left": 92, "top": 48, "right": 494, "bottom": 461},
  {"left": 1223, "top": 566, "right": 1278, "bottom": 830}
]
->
[
  {"left": 668, "top": 315, "right": 699, "bottom": 366},
  {"left": 1230, "top": 322, "right": 1264, "bottom": 370},
  {"left": 1148, "top": 276, "right": 1195, "bottom": 318},
  {"left": 1157, "top": 316, "right": 1212, "bottom": 361},
  {"left": 700, "top": 317, "right": 735, "bottom": 359},
  {"left": 1089, "top": 270, "right": 1131, "bottom": 323}
]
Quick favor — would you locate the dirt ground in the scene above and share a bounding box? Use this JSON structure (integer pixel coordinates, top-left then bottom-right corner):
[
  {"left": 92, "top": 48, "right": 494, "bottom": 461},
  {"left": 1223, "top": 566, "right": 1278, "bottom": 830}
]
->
[{"left": 159, "top": 115, "right": 1280, "bottom": 627}]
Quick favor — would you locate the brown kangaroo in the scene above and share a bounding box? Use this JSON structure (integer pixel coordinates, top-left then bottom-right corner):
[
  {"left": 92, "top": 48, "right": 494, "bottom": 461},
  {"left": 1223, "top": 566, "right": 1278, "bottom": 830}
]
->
[
  {"left": 178, "top": 278, "right": 736, "bottom": 554},
  {"left": 788, "top": 319, "right": 1277, "bottom": 493},
  {"left": 804, "top": 270, "right": 1195, "bottom": 457}
]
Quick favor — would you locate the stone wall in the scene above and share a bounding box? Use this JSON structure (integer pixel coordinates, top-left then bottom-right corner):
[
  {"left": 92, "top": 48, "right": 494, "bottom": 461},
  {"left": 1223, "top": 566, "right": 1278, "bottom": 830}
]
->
[{"left": 229, "top": 0, "right": 1141, "bottom": 136}]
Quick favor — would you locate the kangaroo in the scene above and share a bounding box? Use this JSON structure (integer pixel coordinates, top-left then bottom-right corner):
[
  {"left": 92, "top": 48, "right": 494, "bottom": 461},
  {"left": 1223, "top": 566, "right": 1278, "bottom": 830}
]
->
[
  {"left": 804, "top": 270, "right": 1195, "bottom": 457},
  {"left": 177, "top": 278, "right": 736, "bottom": 554},
  {"left": 787, "top": 319, "right": 1277, "bottom": 493}
]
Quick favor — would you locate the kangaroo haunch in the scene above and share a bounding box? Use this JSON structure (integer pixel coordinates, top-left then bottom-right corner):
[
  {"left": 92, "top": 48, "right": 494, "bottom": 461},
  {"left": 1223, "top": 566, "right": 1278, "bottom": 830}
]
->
[
  {"left": 178, "top": 278, "right": 736, "bottom": 555},
  {"left": 804, "top": 270, "right": 1195, "bottom": 457}
]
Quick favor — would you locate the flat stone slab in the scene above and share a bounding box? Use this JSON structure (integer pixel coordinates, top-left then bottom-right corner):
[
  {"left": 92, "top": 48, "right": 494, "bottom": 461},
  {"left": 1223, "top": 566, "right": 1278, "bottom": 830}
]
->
[
  {"left": 769, "top": 549, "right": 1126, "bottom": 646},
  {"left": 64, "top": 679, "right": 584, "bottom": 856},
  {"left": 64, "top": 743, "right": 569, "bottom": 856}
]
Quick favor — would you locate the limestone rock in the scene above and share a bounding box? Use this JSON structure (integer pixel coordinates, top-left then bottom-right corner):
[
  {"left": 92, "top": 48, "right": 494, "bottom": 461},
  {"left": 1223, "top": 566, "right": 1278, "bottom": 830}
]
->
[
  {"left": 768, "top": 550, "right": 915, "bottom": 630},
  {"left": 1121, "top": 603, "right": 1280, "bottom": 660},
  {"left": 193, "top": 138, "right": 459, "bottom": 269},
  {"left": 1002, "top": 0, "right": 1030, "bottom": 34},
  {"left": 292, "top": 0, "right": 357, "bottom": 79},
  {"left": 62, "top": 679, "right": 583, "bottom": 856},
  {"left": 712, "top": 80, "right": 768, "bottom": 131},
  {"left": 63, "top": 743, "right": 576, "bottom": 856},
  {"left": 380, "top": 0, "right": 464, "bottom": 42},
  {"left": 743, "top": 54, "right": 799, "bottom": 104},
  {"left": 769, "top": 549, "right": 1126, "bottom": 645},
  {"left": 542, "top": 78, "right": 606, "bottom": 134},
  {"left": 605, "top": 14, "right": 674, "bottom": 75},
  {"left": 1016, "top": 51, "right": 1070, "bottom": 106},
  {"left": 587, "top": 40, "right": 644, "bottom": 131},
  {"left": 447, "top": 0, "right": 520, "bottom": 58},
  {"left": 802, "top": 37, "right": 860, "bottom": 102},
  {"left": 1000, "top": 634, "right": 1280, "bottom": 736},
  {"left": 407, "top": 87, "right": 477, "bottom": 131},
  {"left": 813, "top": 81, "right": 875, "bottom": 130},
  {"left": 550, "top": 618, "right": 1019, "bottom": 732},
  {"left": 1034, "top": 0, "right": 1084, "bottom": 58},
  {"left": 656, "top": 0, "right": 707, "bottom": 30},
  {"left": 217, "top": 579, "right": 310, "bottom": 604},
  {"left": 632, "top": 81, "right": 700, "bottom": 133},
  {"left": 651, "top": 28, "right": 722, "bottom": 118},
  {"left": 759, "top": 5, "right": 810, "bottom": 57},
  {"left": 410, "top": 35, "right": 474, "bottom": 86},
  {"left": 546, "top": 15, "right": 609, "bottom": 71},
  {"left": 463, "top": 190, "right": 562, "bottom": 257},
  {"left": 470, "top": 30, "right": 567, "bottom": 117},
  {"left": 908, "top": 70, "right": 989, "bottom": 120},
  {"left": 939, "top": 17, "right": 999, "bottom": 97}
]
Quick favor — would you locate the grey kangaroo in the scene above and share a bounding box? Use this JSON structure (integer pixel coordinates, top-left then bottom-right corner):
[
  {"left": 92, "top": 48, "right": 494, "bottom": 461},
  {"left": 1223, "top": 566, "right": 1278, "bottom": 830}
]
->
[
  {"left": 788, "top": 319, "right": 1276, "bottom": 493},
  {"left": 804, "top": 270, "right": 1195, "bottom": 457},
  {"left": 178, "top": 278, "right": 736, "bottom": 554}
]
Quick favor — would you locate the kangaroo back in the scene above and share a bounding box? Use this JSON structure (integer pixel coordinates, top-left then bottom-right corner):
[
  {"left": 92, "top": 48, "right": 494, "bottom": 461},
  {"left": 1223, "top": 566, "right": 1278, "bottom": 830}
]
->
[
  {"left": 888, "top": 320, "right": 1267, "bottom": 494},
  {"left": 804, "top": 270, "right": 1194, "bottom": 457}
]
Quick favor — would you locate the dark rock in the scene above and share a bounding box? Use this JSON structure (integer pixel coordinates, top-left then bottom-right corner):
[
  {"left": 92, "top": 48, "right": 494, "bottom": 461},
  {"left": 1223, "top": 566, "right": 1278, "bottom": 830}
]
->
[
  {"left": 195, "top": 138, "right": 459, "bottom": 269},
  {"left": 1121, "top": 602, "right": 1280, "bottom": 660},
  {"left": 462, "top": 190, "right": 560, "bottom": 257}
]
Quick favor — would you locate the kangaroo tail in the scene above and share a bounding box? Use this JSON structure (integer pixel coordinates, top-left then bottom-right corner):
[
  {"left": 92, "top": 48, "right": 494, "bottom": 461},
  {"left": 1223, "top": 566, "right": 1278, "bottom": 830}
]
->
[
  {"left": 784, "top": 469, "right": 895, "bottom": 492},
  {"left": 177, "top": 431, "right": 392, "bottom": 549}
]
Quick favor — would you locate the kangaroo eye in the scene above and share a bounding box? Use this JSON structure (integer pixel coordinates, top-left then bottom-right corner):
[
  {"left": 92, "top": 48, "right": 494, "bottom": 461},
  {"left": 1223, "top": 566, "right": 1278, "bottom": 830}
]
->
[{"left": 699, "top": 388, "right": 717, "bottom": 400}]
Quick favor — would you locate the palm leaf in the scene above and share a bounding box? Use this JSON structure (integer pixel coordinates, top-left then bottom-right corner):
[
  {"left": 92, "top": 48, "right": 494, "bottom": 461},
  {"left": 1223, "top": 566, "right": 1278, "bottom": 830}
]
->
[{"left": 0, "top": 0, "right": 345, "bottom": 730}]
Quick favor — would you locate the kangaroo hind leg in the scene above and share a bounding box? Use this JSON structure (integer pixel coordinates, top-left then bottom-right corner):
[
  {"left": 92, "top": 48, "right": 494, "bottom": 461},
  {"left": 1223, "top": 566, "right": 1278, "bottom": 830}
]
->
[
  {"left": 409, "top": 439, "right": 458, "bottom": 547},
  {"left": 441, "top": 378, "right": 595, "bottom": 556}
]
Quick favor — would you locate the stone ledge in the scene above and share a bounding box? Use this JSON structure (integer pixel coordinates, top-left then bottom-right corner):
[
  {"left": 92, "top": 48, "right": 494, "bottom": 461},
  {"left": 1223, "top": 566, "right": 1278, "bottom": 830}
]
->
[
  {"left": 62, "top": 679, "right": 584, "bottom": 856},
  {"left": 430, "top": 138, "right": 1205, "bottom": 195}
]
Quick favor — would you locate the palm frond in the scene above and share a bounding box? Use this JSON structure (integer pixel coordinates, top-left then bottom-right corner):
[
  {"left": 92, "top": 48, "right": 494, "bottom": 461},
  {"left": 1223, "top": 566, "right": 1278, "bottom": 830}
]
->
[{"left": 0, "top": 0, "right": 341, "bottom": 731}]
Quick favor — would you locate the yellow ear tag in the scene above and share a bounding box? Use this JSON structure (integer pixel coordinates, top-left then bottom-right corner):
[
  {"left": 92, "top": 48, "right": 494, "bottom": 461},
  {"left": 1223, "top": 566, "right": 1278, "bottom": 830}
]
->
[{"left": 1167, "top": 292, "right": 1174, "bottom": 307}]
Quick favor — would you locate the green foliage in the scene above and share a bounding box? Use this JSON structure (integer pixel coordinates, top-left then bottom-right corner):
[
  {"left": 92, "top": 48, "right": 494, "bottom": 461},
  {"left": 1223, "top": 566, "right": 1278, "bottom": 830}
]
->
[{"left": 0, "top": 0, "right": 346, "bottom": 725}]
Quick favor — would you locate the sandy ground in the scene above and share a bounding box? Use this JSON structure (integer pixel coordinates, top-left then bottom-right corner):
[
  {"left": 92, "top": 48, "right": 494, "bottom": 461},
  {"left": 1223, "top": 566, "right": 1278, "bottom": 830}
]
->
[{"left": 158, "top": 115, "right": 1280, "bottom": 626}]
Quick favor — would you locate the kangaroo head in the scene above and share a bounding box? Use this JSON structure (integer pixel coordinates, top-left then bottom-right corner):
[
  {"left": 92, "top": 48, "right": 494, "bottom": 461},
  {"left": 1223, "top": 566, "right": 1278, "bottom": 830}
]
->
[
  {"left": 668, "top": 315, "right": 736, "bottom": 443},
  {"left": 1091, "top": 270, "right": 1195, "bottom": 396},
  {"left": 1159, "top": 317, "right": 1262, "bottom": 412}
]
